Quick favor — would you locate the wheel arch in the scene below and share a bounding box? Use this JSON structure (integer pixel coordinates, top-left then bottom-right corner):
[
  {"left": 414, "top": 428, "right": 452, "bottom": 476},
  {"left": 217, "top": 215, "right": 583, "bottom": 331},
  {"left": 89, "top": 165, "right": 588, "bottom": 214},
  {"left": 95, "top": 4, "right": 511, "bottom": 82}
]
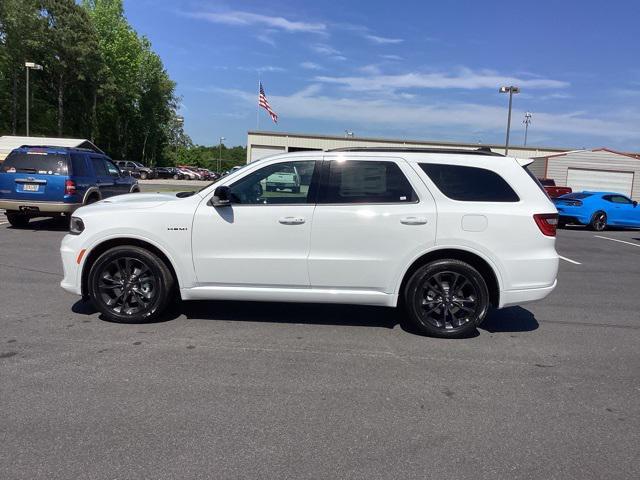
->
[
  {"left": 398, "top": 248, "right": 501, "bottom": 308},
  {"left": 81, "top": 237, "right": 180, "bottom": 297},
  {"left": 82, "top": 187, "right": 102, "bottom": 204}
]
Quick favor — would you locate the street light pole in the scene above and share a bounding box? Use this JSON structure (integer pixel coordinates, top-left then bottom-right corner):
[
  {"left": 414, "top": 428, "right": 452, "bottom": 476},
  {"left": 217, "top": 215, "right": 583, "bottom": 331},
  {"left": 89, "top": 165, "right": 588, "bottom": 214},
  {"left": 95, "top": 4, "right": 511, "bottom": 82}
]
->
[
  {"left": 218, "top": 136, "right": 225, "bottom": 173},
  {"left": 523, "top": 112, "right": 532, "bottom": 146},
  {"left": 24, "top": 62, "right": 43, "bottom": 137},
  {"left": 499, "top": 86, "right": 520, "bottom": 156}
]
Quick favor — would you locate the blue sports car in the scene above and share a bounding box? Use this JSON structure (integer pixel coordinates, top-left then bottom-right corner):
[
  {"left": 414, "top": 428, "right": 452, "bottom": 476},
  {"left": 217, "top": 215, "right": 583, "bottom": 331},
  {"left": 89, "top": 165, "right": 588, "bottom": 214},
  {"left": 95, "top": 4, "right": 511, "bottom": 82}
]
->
[{"left": 553, "top": 191, "right": 640, "bottom": 231}]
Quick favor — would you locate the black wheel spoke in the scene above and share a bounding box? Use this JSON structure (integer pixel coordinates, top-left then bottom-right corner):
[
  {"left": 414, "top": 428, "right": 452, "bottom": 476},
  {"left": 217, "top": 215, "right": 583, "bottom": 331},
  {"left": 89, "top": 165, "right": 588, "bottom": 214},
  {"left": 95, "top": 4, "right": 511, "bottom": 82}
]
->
[{"left": 96, "top": 256, "right": 157, "bottom": 317}]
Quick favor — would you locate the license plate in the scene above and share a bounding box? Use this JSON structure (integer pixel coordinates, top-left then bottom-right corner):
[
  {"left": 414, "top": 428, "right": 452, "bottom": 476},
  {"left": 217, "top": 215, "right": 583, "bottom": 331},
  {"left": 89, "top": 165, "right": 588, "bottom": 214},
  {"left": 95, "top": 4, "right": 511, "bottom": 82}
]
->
[{"left": 23, "top": 184, "right": 39, "bottom": 192}]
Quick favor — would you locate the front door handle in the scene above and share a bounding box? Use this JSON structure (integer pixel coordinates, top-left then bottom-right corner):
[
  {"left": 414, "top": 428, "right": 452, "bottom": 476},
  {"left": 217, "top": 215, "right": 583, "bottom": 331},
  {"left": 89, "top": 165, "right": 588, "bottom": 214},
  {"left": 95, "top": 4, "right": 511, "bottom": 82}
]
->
[
  {"left": 400, "top": 216, "right": 428, "bottom": 225},
  {"left": 279, "top": 216, "right": 306, "bottom": 225}
]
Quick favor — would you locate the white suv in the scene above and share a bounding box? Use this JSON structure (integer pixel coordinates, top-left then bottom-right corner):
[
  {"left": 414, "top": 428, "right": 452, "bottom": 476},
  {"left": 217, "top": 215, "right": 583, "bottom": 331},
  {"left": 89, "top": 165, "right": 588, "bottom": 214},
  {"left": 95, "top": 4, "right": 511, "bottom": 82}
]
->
[{"left": 60, "top": 148, "right": 559, "bottom": 337}]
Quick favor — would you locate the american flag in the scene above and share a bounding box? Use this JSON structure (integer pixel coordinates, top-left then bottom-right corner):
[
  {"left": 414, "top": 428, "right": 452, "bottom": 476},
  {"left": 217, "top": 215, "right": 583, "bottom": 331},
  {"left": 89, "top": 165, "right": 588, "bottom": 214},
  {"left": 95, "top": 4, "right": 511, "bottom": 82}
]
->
[{"left": 259, "top": 82, "right": 278, "bottom": 124}]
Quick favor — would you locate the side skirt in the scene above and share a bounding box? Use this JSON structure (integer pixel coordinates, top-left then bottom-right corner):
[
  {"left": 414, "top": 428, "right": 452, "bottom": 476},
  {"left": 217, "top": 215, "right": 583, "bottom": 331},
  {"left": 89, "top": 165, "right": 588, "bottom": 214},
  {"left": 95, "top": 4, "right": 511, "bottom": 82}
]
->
[{"left": 180, "top": 285, "right": 398, "bottom": 307}]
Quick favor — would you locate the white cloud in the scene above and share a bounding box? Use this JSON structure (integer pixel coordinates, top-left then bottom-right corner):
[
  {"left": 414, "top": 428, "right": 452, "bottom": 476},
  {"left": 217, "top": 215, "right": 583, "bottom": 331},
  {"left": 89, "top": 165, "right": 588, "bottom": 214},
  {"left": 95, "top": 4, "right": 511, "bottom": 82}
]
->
[
  {"left": 364, "top": 34, "right": 403, "bottom": 44},
  {"left": 315, "top": 67, "right": 570, "bottom": 92},
  {"left": 301, "top": 62, "right": 323, "bottom": 70},
  {"left": 186, "top": 11, "right": 326, "bottom": 34},
  {"left": 311, "top": 43, "right": 347, "bottom": 61},
  {"left": 380, "top": 54, "right": 403, "bottom": 61},
  {"left": 214, "top": 86, "right": 639, "bottom": 142}
]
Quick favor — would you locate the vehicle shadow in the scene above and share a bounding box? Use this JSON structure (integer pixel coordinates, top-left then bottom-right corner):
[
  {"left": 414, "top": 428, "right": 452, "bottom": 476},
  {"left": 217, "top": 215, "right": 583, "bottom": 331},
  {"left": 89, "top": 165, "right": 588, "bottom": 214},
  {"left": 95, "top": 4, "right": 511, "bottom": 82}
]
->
[
  {"left": 72, "top": 299, "right": 538, "bottom": 336},
  {"left": 9, "top": 217, "right": 69, "bottom": 232},
  {"left": 480, "top": 306, "right": 539, "bottom": 333}
]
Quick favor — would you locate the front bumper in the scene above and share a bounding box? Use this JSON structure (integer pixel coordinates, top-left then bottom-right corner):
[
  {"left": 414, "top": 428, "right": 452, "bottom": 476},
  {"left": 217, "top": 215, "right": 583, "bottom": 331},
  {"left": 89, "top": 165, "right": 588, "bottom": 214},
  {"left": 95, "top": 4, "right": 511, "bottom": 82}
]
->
[
  {"left": 60, "top": 234, "right": 83, "bottom": 295},
  {"left": 1, "top": 200, "right": 81, "bottom": 214}
]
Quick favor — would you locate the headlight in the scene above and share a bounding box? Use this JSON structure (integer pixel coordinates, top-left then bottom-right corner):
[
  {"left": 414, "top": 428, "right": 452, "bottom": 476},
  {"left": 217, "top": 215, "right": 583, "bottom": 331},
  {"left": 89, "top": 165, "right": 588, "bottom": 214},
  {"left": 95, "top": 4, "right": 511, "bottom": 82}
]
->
[{"left": 69, "top": 216, "right": 85, "bottom": 235}]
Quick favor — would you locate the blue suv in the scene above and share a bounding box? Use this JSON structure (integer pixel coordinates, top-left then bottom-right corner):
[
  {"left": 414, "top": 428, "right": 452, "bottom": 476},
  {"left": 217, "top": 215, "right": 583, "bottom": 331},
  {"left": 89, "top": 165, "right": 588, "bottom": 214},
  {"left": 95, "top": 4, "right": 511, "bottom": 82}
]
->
[{"left": 0, "top": 146, "right": 139, "bottom": 227}]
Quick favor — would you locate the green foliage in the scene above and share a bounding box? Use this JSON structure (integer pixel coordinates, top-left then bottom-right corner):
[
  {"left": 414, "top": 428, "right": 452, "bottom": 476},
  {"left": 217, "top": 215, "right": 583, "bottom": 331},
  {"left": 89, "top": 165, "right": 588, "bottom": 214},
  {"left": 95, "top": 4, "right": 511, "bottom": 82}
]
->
[{"left": 0, "top": 0, "right": 193, "bottom": 166}]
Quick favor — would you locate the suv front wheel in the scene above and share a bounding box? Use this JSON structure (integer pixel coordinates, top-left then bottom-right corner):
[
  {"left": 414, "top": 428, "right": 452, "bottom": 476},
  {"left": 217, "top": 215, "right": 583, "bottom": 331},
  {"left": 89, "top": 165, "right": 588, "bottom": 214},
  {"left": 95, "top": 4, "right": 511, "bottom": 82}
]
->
[
  {"left": 403, "top": 259, "right": 490, "bottom": 338},
  {"left": 88, "top": 246, "right": 174, "bottom": 323}
]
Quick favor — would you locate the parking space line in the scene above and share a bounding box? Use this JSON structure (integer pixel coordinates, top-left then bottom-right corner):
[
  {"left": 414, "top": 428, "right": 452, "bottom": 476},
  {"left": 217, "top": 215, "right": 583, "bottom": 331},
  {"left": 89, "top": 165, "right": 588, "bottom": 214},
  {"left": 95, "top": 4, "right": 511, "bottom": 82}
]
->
[
  {"left": 594, "top": 235, "right": 640, "bottom": 248},
  {"left": 559, "top": 255, "right": 581, "bottom": 265}
]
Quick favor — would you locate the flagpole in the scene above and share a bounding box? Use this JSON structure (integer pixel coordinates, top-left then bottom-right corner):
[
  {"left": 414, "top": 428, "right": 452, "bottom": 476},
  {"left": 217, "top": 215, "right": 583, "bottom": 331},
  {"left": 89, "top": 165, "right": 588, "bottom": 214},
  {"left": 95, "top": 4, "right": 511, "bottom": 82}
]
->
[{"left": 256, "top": 73, "right": 260, "bottom": 130}]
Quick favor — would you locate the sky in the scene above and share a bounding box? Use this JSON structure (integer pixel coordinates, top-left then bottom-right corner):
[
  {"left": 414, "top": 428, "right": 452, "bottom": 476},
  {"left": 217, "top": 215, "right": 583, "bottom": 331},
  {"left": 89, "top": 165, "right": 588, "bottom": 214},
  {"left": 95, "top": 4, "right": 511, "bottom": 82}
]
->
[{"left": 123, "top": 0, "right": 640, "bottom": 150}]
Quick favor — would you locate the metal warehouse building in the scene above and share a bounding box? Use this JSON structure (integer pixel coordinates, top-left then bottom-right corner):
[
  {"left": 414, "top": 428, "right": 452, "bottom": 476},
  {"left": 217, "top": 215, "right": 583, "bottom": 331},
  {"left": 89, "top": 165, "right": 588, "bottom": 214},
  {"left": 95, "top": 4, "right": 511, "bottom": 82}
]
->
[
  {"left": 247, "top": 130, "right": 569, "bottom": 163},
  {"left": 531, "top": 148, "right": 640, "bottom": 200}
]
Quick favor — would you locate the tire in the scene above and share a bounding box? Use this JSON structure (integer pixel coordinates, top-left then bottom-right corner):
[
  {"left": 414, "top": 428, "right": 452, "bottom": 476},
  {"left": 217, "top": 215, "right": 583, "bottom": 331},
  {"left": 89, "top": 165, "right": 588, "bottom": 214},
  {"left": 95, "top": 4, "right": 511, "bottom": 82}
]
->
[
  {"left": 139, "top": 171, "right": 148, "bottom": 180},
  {"left": 403, "top": 259, "right": 490, "bottom": 338},
  {"left": 173, "top": 174, "right": 179, "bottom": 180},
  {"left": 6, "top": 212, "right": 29, "bottom": 228},
  {"left": 292, "top": 186, "right": 300, "bottom": 193},
  {"left": 87, "top": 246, "right": 175, "bottom": 323},
  {"left": 589, "top": 211, "right": 607, "bottom": 231}
]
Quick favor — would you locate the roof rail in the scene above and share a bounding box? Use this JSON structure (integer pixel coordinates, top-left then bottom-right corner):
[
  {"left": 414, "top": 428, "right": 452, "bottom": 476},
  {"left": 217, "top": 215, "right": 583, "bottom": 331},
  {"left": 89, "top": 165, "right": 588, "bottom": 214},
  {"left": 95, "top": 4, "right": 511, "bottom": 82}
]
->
[
  {"left": 326, "top": 146, "right": 504, "bottom": 156},
  {"left": 19, "top": 145, "right": 101, "bottom": 154}
]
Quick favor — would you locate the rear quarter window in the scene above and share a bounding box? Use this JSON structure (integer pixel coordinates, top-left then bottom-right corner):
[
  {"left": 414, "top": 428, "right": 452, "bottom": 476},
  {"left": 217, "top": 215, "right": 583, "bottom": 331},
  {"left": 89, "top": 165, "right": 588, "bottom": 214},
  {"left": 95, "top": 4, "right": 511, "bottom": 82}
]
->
[
  {"left": 70, "top": 153, "right": 89, "bottom": 176},
  {"left": 1, "top": 151, "right": 69, "bottom": 175},
  {"left": 419, "top": 163, "right": 519, "bottom": 202}
]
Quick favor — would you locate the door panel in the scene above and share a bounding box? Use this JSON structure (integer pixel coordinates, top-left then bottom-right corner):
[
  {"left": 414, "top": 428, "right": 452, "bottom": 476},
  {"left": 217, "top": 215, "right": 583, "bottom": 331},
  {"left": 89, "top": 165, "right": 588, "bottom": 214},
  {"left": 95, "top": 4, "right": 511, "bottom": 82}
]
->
[
  {"left": 192, "top": 159, "right": 320, "bottom": 287},
  {"left": 308, "top": 157, "right": 437, "bottom": 293}
]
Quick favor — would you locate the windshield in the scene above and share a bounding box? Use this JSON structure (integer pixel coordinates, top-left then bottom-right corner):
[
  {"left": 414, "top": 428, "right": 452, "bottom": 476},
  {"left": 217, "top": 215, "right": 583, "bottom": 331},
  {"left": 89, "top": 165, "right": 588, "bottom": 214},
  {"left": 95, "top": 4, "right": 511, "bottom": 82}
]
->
[{"left": 1, "top": 151, "right": 69, "bottom": 174}]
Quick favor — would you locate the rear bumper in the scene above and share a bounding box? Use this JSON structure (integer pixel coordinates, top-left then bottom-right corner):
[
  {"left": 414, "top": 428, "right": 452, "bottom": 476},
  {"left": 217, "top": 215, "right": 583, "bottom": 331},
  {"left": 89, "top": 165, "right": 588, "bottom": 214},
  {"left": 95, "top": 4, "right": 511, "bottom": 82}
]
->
[
  {"left": 499, "top": 280, "right": 557, "bottom": 308},
  {"left": 0, "top": 200, "right": 81, "bottom": 214}
]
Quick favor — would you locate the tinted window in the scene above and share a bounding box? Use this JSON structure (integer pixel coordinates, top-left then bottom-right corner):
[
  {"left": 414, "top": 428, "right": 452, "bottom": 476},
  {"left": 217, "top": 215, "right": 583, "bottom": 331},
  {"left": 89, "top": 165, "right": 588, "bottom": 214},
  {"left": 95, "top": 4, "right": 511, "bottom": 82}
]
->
[
  {"left": 320, "top": 160, "right": 417, "bottom": 204},
  {"left": 70, "top": 153, "right": 88, "bottom": 176},
  {"left": 420, "top": 163, "right": 519, "bottom": 202},
  {"left": 2, "top": 152, "right": 68, "bottom": 175},
  {"left": 104, "top": 159, "right": 120, "bottom": 177},
  {"left": 229, "top": 160, "right": 318, "bottom": 205},
  {"left": 604, "top": 195, "right": 632, "bottom": 204},
  {"left": 91, "top": 157, "right": 108, "bottom": 176}
]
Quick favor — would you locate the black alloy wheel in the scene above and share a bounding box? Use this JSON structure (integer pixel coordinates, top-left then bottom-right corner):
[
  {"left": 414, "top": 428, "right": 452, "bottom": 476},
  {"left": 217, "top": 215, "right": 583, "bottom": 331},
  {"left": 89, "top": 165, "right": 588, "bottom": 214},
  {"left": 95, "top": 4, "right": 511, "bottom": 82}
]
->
[
  {"left": 404, "top": 259, "right": 490, "bottom": 338},
  {"left": 88, "top": 246, "right": 174, "bottom": 323},
  {"left": 590, "top": 211, "right": 607, "bottom": 231}
]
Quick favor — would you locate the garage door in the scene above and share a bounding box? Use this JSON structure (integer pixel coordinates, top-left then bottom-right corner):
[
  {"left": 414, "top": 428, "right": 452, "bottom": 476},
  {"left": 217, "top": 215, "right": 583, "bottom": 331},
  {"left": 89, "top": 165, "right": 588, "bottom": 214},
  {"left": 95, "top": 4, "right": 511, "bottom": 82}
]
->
[
  {"left": 566, "top": 168, "right": 634, "bottom": 196},
  {"left": 250, "top": 145, "right": 286, "bottom": 162}
]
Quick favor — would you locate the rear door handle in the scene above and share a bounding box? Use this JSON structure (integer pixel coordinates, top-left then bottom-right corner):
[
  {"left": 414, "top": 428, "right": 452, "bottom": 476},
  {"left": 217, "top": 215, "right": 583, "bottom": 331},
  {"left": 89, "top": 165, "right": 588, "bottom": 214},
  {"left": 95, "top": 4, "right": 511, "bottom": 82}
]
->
[
  {"left": 279, "top": 216, "right": 306, "bottom": 225},
  {"left": 400, "top": 216, "right": 428, "bottom": 225}
]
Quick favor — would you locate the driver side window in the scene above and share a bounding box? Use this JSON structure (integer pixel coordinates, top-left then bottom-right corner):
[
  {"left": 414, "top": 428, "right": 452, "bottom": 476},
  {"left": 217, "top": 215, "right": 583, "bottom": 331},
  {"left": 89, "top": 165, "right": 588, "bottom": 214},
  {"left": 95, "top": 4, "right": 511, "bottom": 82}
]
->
[{"left": 228, "top": 160, "right": 318, "bottom": 205}]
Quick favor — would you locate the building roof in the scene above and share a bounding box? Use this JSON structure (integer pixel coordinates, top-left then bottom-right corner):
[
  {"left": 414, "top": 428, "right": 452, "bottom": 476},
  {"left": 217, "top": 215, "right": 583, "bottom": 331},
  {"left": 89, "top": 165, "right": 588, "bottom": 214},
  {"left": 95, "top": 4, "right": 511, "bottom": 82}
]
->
[
  {"left": 536, "top": 147, "right": 640, "bottom": 160},
  {"left": 0, "top": 136, "right": 103, "bottom": 154},
  {"left": 248, "top": 130, "right": 573, "bottom": 153}
]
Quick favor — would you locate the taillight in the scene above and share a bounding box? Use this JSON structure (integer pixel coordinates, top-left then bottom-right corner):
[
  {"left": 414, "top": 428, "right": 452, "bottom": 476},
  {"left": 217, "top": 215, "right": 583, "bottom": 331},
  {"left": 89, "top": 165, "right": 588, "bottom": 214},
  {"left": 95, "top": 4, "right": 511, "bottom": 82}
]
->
[
  {"left": 569, "top": 200, "right": 583, "bottom": 207},
  {"left": 534, "top": 213, "right": 558, "bottom": 237},
  {"left": 64, "top": 179, "right": 76, "bottom": 195}
]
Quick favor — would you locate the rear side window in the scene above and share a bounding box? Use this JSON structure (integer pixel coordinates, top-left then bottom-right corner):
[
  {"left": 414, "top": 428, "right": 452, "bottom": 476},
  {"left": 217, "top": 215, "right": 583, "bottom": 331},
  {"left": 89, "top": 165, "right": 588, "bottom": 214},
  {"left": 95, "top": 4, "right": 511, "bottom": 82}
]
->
[
  {"left": 70, "top": 153, "right": 88, "bottom": 176},
  {"left": 319, "top": 160, "right": 417, "bottom": 204},
  {"left": 1, "top": 151, "right": 69, "bottom": 175},
  {"left": 91, "top": 157, "right": 108, "bottom": 176},
  {"left": 419, "top": 163, "right": 519, "bottom": 202}
]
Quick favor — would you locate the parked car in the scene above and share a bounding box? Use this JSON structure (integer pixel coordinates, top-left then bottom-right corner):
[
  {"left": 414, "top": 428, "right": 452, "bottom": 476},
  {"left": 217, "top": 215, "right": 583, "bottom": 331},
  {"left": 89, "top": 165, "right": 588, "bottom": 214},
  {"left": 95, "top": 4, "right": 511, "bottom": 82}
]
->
[
  {"left": 114, "top": 160, "right": 154, "bottom": 180},
  {"left": 60, "top": 148, "right": 559, "bottom": 337},
  {"left": 553, "top": 191, "right": 639, "bottom": 230},
  {"left": 177, "top": 168, "right": 199, "bottom": 180},
  {"left": 0, "top": 146, "right": 138, "bottom": 227},
  {"left": 538, "top": 178, "right": 572, "bottom": 198},
  {"left": 265, "top": 164, "right": 301, "bottom": 192},
  {"left": 153, "top": 167, "right": 183, "bottom": 180}
]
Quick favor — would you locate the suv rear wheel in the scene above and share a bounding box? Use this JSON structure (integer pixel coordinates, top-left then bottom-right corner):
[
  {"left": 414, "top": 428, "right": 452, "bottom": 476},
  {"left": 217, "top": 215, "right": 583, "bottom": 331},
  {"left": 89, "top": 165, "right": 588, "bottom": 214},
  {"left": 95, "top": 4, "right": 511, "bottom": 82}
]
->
[
  {"left": 403, "top": 259, "right": 490, "bottom": 338},
  {"left": 6, "top": 212, "right": 29, "bottom": 228},
  {"left": 87, "top": 246, "right": 174, "bottom": 323},
  {"left": 139, "top": 171, "right": 148, "bottom": 180}
]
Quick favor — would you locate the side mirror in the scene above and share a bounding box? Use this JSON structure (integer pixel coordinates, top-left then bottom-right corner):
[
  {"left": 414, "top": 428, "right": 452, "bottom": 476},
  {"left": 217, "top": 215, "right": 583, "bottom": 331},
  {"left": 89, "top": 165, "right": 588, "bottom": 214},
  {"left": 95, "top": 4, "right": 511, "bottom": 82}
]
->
[
  {"left": 633, "top": 201, "right": 638, "bottom": 208},
  {"left": 210, "top": 185, "right": 231, "bottom": 207}
]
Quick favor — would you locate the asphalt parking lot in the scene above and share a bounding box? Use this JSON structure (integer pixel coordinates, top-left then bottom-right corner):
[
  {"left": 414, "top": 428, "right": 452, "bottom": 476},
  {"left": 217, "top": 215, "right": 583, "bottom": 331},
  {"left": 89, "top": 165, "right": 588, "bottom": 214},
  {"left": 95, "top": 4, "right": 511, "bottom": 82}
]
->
[{"left": 1, "top": 213, "right": 639, "bottom": 479}]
